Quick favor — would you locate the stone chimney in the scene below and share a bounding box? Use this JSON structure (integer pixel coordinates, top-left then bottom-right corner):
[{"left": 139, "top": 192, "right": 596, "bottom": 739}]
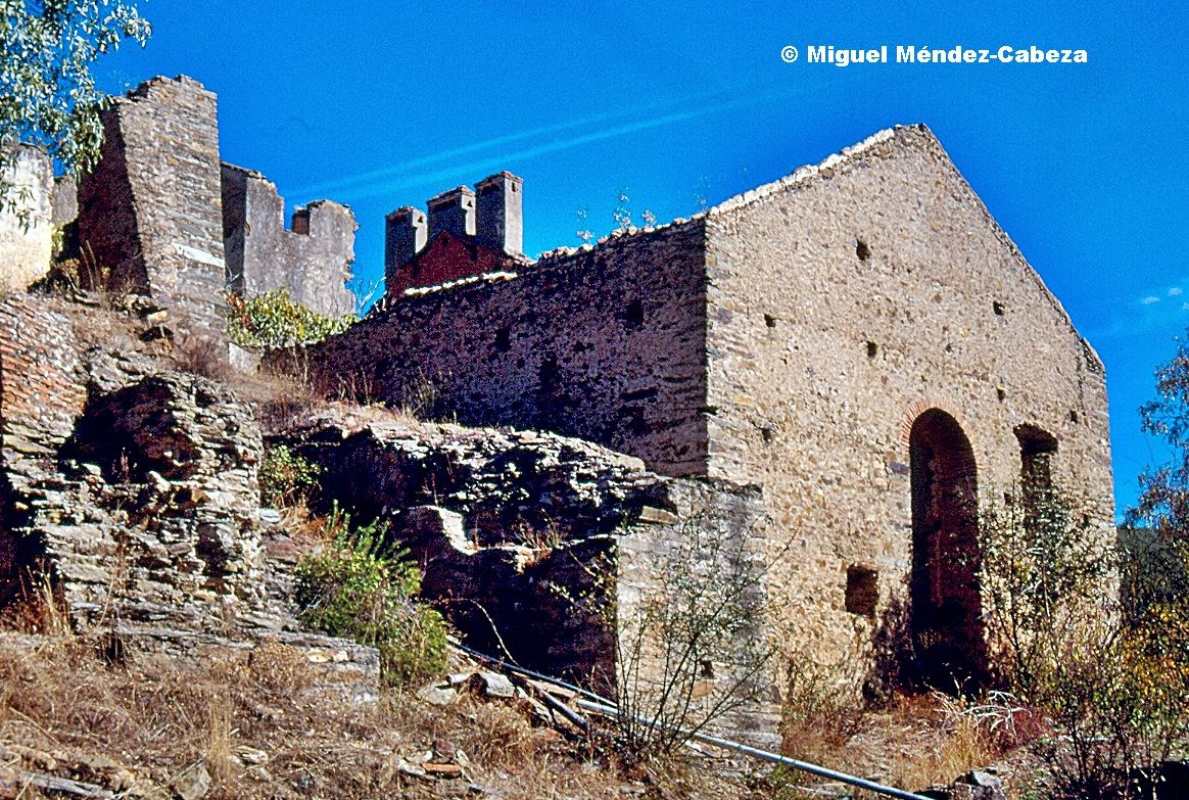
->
[
  {"left": 427, "top": 186, "right": 476, "bottom": 240},
  {"left": 385, "top": 206, "right": 427, "bottom": 289},
  {"left": 475, "top": 171, "right": 523, "bottom": 256}
]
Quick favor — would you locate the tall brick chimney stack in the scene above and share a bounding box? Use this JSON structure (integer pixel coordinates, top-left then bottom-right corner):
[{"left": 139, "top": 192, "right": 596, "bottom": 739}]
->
[
  {"left": 427, "top": 186, "right": 476, "bottom": 240},
  {"left": 475, "top": 171, "right": 523, "bottom": 256},
  {"left": 385, "top": 206, "right": 427, "bottom": 290}
]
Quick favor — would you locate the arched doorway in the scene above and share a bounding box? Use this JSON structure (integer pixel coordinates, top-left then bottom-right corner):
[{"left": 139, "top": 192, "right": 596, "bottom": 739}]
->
[{"left": 909, "top": 409, "right": 987, "bottom": 689}]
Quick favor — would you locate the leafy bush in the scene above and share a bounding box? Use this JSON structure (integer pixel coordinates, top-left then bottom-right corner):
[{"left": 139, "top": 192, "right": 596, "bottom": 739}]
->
[
  {"left": 294, "top": 508, "right": 449, "bottom": 687},
  {"left": 258, "top": 445, "right": 320, "bottom": 508},
  {"left": 980, "top": 485, "right": 1189, "bottom": 799},
  {"left": 227, "top": 289, "right": 354, "bottom": 349}
]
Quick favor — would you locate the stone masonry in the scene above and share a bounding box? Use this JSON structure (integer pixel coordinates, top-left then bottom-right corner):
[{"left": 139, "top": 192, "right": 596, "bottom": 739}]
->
[
  {"left": 221, "top": 163, "right": 357, "bottom": 317},
  {"left": 700, "top": 126, "right": 1113, "bottom": 685},
  {"left": 0, "top": 295, "right": 379, "bottom": 699},
  {"left": 72, "top": 75, "right": 359, "bottom": 336},
  {"left": 0, "top": 145, "right": 53, "bottom": 293},
  {"left": 293, "top": 124, "right": 1115, "bottom": 719},
  {"left": 276, "top": 405, "right": 778, "bottom": 748},
  {"left": 77, "top": 76, "right": 228, "bottom": 339},
  {"left": 300, "top": 220, "right": 710, "bottom": 477}
]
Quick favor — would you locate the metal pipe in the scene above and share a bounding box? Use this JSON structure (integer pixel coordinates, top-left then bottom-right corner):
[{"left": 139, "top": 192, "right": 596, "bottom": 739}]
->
[{"left": 451, "top": 643, "right": 934, "bottom": 800}]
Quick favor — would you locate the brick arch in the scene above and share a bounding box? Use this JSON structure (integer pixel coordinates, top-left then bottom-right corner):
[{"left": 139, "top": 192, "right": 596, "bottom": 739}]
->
[
  {"left": 907, "top": 407, "right": 988, "bottom": 689},
  {"left": 898, "top": 399, "right": 974, "bottom": 450}
]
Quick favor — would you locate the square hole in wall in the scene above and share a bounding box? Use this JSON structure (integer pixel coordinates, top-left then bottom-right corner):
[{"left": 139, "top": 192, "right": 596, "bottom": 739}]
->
[{"left": 845, "top": 564, "right": 879, "bottom": 618}]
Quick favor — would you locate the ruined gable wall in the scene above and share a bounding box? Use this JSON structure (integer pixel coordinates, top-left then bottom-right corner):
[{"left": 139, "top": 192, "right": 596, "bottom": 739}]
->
[
  {"left": 221, "top": 165, "right": 356, "bottom": 317},
  {"left": 0, "top": 146, "right": 53, "bottom": 292},
  {"left": 300, "top": 222, "right": 712, "bottom": 477},
  {"left": 702, "top": 125, "right": 1114, "bottom": 682},
  {"left": 77, "top": 76, "right": 227, "bottom": 337}
]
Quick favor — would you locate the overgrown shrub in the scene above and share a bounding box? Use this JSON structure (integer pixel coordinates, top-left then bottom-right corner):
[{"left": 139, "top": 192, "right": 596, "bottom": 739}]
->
[
  {"left": 558, "top": 509, "right": 773, "bottom": 764},
  {"left": 227, "top": 289, "right": 354, "bottom": 349},
  {"left": 294, "top": 508, "right": 449, "bottom": 687},
  {"left": 258, "top": 445, "right": 320, "bottom": 508},
  {"left": 980, "top": 485, "right": 1189, "bottom": 799}
]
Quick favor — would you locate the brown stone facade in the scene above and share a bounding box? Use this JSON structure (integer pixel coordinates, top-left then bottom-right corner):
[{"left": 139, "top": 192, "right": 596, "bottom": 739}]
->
[
  {"left": 221, "top": 164, "right": 357, "bottom": 317},
  {"left": 701, "top": 126, "right": 1113, "bottom": 685},
  {"left": 303, "top": 220, "right": 712, "bottom": 477},
  {"left": 77, "top": 76, "right": 229, "bottom": 339},
  {"left": 292, "top": 124, "right": 1114, "bottom": 718}
]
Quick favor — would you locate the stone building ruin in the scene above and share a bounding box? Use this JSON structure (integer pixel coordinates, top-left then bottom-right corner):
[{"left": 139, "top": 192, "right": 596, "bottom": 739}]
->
[
  {"left": 55, "top": 75, "right": 358, "bottom": 335},
  {"left": 0, "top": 73, "right": 1115, "bottom": 751},
  {"left": 302, "top": 124, "right": 1115, "bottom": 704},
  {"left": 221, "top": 164, "right": 356, "bottom": 317}
]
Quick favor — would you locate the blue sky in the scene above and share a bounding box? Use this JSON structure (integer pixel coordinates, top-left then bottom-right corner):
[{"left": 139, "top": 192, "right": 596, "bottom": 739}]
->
[{"left": 94, "top": 1, "right": 1187, "bottom": 517}]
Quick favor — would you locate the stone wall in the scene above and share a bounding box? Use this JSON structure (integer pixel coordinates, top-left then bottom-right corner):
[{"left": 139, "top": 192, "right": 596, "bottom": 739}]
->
[
  {"left": 701, "top": 125, "right": 1114, "bottom": 688},
  {"left": 617, "top": 478, "right": 780, "bottom": 749},
  {"left": 51, "top": 175, "right": 78, "bottom": 228},
  {"left": 0, "top": 294, "right": 380, "bottom": 695},
  {"left": 0, "top": 146, "right": 53, "bottom": 292},
  {"left": 221, "top": 164, "right": 356, "bottom": 317},
  {"left": 0, "top": 296, "right": 87, "bottom": 608},
  {"left": 278, "top": 406, "right": 779, "bottom": 746},
  {"left": 297, "top": 221, "right": 712, "bottom": 478},
  {"left": 0, "top": 303, "right": 263, "bottom": 620},
  {"left": 77, "top": 76, "right": 227, "bottom": 338}
]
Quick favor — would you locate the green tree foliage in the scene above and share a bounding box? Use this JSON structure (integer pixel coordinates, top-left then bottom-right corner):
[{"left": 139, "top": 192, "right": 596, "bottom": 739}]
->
[
  {"left": 258, "top": 445, "right": 320, "bottom": 508},
  {"left": 294, "top": 508, "right": 449, "bottom": 687},
  {"left": 226, "top": 289, "right": 355, "bottom": 349},
  {"left": 1, "top": 1, "right": 150, "bottom": 212},
  {"left": 1130, "top": 335, "right": 1189, "bottom": 606}
]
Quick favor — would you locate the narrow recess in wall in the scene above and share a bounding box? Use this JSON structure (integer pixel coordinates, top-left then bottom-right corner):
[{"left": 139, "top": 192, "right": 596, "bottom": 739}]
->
[
  {"left": 764, "top": 313, "right": 777, "bottom": 329},
  {"left": 855, "top": 239, "right": 871, "bottom": 262},
  {"left": 494, "top": 326, "right": 511, "bottom": 353},
  {"left": 993, "top": 301, "right": 1006, "bottom": 316},
  {"left": 624, "top": 299, "right": 644, "bottom": 330},
  {"left": 1069, "top": 410, "right": 1080, "bottom": 423},
  {"left": 997, "top": 387, "right": 1007, "bottom": 402},
  {"left": 866, "top": 341, "right": 878, "bottom": 359},
  {"left": 845, "top": 564, "right": 879, "bottom": 617},
  {"left": 1015, "top": 424, "right": 1058, "bottom": 518},
  {"left": 760, "top": 425, "right": 775, "bottom": 444}
]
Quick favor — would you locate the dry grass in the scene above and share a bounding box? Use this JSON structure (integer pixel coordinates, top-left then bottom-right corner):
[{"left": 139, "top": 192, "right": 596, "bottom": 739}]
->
[
  {"left": 172, "top": 335, "right": 234, "bottom": 382},
  {"left": 887, "top": 699, "right": 999, "bottom": 792},
  {"left": 0, "top": 631, "right": 764, "bottom": 800},
  {"left": 770, "top": 685, "right": 1027, "bottom": 799},
  {"left": 0, "top": 575, "right": 73, "bottom": 638}
]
